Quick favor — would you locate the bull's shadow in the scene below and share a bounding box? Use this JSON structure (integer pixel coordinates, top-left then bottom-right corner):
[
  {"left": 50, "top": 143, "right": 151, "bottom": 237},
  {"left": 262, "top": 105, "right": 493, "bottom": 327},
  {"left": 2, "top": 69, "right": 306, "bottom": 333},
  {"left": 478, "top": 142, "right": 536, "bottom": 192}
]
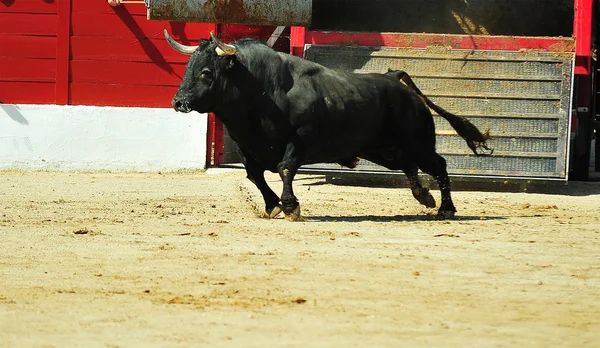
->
[{"left": 306, "top": 214, "right": 505, "bottom": 223}]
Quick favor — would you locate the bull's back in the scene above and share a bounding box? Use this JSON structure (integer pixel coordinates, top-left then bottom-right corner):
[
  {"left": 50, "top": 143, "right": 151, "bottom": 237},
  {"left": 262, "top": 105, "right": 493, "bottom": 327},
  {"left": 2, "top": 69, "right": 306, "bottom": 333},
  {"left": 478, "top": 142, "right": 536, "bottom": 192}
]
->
[{"left": 283, "top": 59, "right": 395, "bottom": 162}]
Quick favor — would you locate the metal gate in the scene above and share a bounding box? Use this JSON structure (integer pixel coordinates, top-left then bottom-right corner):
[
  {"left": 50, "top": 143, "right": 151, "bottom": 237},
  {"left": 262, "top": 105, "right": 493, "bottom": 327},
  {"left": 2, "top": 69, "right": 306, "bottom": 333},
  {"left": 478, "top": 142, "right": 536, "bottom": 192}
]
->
[
  {"left": 220, "top": 45, "right": 575, "bottom": 180},
  {"left": 297, "top": 45, "right": 575, "bottom": 179}
]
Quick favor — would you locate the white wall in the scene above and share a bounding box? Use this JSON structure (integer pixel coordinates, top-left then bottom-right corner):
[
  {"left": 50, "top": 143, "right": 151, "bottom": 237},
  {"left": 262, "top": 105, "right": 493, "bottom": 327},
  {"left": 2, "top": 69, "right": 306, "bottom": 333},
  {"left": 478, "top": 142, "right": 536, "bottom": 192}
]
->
[{"left": 0, "top": 104, "right": 207, "bottom": 172}]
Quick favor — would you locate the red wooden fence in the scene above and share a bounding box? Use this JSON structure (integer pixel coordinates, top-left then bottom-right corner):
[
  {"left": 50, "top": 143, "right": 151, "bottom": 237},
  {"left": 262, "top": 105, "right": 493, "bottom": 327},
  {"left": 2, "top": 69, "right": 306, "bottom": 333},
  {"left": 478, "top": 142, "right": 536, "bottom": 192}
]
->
[
  {"left": 0, "top": 0, "right": 216, "bottom": 107},
  {"left": 0, "top": 1, "right": 282, "bottom": 108},
  {"left": 1, "top": 0, "right": 56, "bottom": 104},
  {"left": 1, "top": 0, "right": 281, "bottom": 167}
]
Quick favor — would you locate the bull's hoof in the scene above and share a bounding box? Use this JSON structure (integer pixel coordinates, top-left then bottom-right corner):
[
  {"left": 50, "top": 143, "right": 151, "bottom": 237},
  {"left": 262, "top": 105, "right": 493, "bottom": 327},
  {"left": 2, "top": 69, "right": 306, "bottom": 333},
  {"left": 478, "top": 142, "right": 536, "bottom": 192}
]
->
[
  {"left": 413, "top": 188, "right": 436, "bottom": 208},
  {"left": 437, "top": 209, "right": 456, "bottom": 219},
  {"left": 265, "top": 205, "right": 283, "bottom": 219},
  {"left": 284, "top": 205, "right": 302, "bottom": 222}
]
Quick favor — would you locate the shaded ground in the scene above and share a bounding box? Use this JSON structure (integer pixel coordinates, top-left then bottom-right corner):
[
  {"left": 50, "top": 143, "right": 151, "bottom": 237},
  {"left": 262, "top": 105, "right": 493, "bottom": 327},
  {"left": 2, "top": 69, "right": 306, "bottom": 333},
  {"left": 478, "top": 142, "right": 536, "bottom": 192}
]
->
[{"left": 1, "top": 170, "right": 599, "bottom": 347}]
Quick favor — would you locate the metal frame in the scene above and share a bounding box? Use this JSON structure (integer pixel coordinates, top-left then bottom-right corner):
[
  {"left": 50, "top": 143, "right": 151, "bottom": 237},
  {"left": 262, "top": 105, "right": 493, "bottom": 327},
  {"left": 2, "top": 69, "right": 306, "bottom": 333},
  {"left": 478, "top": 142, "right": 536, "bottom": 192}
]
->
[
  {"left": 290, "top": 0, "right": 592, "bottom": 75},
  {"left": 302, "top": 44, "right": 574, "bottom": 179},
  {"left": 287, "top": 0, "right": 595, "bottom": 180}
]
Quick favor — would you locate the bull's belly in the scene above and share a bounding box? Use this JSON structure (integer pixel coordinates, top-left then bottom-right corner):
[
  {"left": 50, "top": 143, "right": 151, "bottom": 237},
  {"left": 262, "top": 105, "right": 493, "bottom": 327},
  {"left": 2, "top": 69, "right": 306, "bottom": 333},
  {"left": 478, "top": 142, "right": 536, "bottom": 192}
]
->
[
  {"left": 301, "top": 134, "right": 382, "bottom": 166},
  {"left": 234, "top": 120, "right": 387, "bottom": 170}
]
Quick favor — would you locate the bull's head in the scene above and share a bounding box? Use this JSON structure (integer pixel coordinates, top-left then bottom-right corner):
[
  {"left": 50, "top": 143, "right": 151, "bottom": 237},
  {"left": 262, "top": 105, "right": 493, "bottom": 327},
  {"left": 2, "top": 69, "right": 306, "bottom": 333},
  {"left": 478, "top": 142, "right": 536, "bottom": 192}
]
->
[{"left": 165, "top": 30, "right": 237, "bottom": 113}]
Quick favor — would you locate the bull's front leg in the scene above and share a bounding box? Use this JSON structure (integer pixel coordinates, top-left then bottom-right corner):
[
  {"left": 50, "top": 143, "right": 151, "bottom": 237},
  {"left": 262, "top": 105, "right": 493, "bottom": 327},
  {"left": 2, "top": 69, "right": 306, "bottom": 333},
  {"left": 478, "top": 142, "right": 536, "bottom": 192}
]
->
[
  {"left": 240, "top": 150, "right": 282, "bottom": 218},
  {"left": 277, "top": 142, "right": 301, "bottom": 221}
]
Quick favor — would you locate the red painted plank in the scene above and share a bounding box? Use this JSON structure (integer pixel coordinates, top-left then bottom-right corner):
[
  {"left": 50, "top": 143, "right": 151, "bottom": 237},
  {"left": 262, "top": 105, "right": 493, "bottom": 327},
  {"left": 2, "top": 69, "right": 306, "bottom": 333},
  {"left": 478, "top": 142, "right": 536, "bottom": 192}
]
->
[
  {"left": 0, "top": 81, "right": 55, "bottom": 104},
  {"left": 205, "top": 112, "right": 225, "bottom": 166},
  {"left": 213, "top": 117, "right": 224, "bottom": 165},
  {"left": 70, "top": 83, "right": 178, "bottom": 108},
  {"left": 72, "top": 0, "right": 148, "bottom": 15},
  {"left": 0, "top": 58, "right": 56, "bottom": 82},
  {"left": 72, "top": 13, "right": 213, "bottom": 41},
  {"left": 290, "top": 26, "right": 306, "bottom": 57},
  {"left": 70, "top": 37, "right": 192, "bottom": 63},
  {"left": 55, "top": 0, "right": 71, "bottom": 105},
  {"left": 70, "top": 60, "right": 186, "bottom": 86},
  {"left": 0, "top": 0, "right": 57, "bottom": 14},
  {"left": 573, "top": 0, "right": 593, "bottom": 75},
  {"left": 0, "top": 13, "right": 57, "bottom": 36},
  {"left": 206, "top": 112, "right": 216, "bottom": 166},
  {"left": 0, "top": 35, "right": 56, "bottom": 59},
  {"left": 305, "top": 32, "right": 576, "bottom": 52},
  {"left": 219, "top": 24, "right": 277, "bottom": 41}
]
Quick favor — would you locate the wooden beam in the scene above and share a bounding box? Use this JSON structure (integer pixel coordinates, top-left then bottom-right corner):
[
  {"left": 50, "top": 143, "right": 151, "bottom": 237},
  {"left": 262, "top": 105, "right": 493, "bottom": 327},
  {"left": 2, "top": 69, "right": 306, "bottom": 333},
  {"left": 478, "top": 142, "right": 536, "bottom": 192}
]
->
[{"left": 56, "top": 0, "right": 72, "bottom": 105}]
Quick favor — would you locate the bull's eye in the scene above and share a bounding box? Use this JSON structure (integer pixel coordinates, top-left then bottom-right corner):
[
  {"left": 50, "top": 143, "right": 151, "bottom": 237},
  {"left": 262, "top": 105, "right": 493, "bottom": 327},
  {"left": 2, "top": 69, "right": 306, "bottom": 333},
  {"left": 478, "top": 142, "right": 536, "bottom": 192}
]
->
[{"left": 200, "top": 70, "right": 213, "bottom": 80}]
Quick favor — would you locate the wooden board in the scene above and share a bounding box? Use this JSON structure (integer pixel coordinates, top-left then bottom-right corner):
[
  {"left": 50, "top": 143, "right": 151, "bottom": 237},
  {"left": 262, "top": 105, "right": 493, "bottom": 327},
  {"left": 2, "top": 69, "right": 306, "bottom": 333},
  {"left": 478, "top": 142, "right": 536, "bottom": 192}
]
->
[
  {"left": 0, "top": 58, "right": 56, "bottom": 82},
  {"left": 0, "top": 13, "right": 57, "bottom": 36},
  {"left": 0, "top": 3, "right": 214, "bottom": 106},
  {"left": 0, "top": 35, "right": 56, "bottom": 59},
  {"left": 0, "top": 0, "right": 57, "bottom": 14},
  {"left": 70, "top": 83, "right": 178, "bottom": 108},
  {"left": 70, "top": 60, "right": 185, "bottom": 86},
  {"left": 70, "top": 37, "right": 191, "bottom": 63},
  {"left": 0, "top": 82, "right": 55, "bottom": 104}
]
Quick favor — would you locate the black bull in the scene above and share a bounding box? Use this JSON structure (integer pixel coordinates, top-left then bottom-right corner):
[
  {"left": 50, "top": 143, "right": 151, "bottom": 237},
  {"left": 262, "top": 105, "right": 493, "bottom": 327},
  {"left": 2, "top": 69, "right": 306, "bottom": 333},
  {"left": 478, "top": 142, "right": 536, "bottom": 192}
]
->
[{"left": 164, "top": 31, "right": 492, "bottom": 220}]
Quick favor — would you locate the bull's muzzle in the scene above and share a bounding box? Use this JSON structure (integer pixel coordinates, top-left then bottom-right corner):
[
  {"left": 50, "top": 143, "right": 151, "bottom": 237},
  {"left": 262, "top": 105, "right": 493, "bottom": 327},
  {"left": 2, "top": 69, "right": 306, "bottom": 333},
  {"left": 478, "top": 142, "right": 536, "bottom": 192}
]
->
[{"left": 172, "top": 97, "right": 192, "bottom": 113}]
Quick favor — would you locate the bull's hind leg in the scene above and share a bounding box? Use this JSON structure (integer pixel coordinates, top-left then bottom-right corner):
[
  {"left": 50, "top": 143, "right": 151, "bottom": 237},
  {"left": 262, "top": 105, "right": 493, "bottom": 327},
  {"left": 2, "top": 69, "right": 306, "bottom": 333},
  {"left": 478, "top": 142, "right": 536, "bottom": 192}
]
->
[
  {"left": 241, "top": 151, "right": 282, "bottom": 218},
  {"left": 277, "top": 142, "right": 302, "bottom": 221},
  {"left": 404, "top": 166, "right": 436, "bottom": 209},
  {"left": 277, "top": 143, "right": 305, "bottom": 221},
  {"left": 363, "top": 152, "right": 435, "bottom": 209},
  {"left": 417, "top": 152, "right": 456, "bottom": 218}
]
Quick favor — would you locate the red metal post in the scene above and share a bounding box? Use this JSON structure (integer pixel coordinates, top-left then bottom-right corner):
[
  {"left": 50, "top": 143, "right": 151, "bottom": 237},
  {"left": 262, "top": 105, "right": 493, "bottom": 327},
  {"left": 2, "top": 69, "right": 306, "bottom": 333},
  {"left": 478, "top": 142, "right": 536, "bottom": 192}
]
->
[
  {"left": 204, "top": 23, "right": 224, "bottom": 167},
  {"left": 206, "top": 113, "right": 215, "bottom": 166},
  {"left": 206, "top": 112, "right": 225, "bottom": 166},
  {"left": 572, "top": 74, "right": 593, "bottom": 180},
  {"left": 571, "top": 0, "right": 594, "bottom": 179},
  {"left": 290, "top": 26, "right": 306, "bottom": 57},
  {"left": 574, "top": 0, "right": 593, "bottom": 75},
  {"left": 213, "top": 117, "right": 225, "bottom": 165},
  {"left": 56, "top": 0, "right": 71, "bottom": 105}
]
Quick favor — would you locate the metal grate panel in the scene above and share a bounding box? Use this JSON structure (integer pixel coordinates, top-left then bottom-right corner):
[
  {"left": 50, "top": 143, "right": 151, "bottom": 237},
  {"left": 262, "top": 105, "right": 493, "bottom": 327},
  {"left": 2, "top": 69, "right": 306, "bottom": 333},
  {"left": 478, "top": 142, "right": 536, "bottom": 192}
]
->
[{"left": 303, "top": 45, "right": 574, "bottom": 179}]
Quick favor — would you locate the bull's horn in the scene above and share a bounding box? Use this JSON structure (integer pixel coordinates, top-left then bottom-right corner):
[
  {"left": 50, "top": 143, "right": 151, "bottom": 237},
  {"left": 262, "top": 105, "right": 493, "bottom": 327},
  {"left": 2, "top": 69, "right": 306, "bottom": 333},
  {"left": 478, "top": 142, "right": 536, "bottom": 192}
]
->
[
  {"left": 210, "top": 31, "right": 236, "bottom": 56},
  {"left": 164, "top": 29, "right": 197, "bottom": 55}
]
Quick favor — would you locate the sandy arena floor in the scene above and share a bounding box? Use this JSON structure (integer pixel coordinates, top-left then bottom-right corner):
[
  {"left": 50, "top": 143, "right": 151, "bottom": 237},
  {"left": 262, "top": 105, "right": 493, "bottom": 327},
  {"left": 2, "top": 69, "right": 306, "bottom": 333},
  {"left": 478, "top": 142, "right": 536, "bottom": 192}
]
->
[{"left": 1, "top": 170, "right": 599, "bottom": 347}]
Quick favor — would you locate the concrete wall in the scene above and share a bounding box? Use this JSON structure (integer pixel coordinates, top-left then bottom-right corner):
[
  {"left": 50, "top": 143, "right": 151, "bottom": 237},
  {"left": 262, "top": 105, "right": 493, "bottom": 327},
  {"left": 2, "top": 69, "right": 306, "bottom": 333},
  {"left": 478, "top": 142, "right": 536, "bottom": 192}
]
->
[{"left": 0, "top": 104, "right": 207, "bottom": 172}]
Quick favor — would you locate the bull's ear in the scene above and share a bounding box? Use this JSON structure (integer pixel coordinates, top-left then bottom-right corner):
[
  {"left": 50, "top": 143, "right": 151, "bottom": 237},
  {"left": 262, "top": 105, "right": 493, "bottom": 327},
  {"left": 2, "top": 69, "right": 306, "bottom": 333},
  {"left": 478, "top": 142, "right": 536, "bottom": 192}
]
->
[{"left": 224, "top": 56, "right": 236, "bottom": 70}]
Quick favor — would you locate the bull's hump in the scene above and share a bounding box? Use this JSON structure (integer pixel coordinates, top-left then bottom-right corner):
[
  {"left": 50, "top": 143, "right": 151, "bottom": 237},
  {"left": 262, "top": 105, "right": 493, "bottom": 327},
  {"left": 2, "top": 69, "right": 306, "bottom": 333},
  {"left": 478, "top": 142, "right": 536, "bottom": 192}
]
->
[{"left": 304, "top": 66, "right": 321, "bottom": 77}]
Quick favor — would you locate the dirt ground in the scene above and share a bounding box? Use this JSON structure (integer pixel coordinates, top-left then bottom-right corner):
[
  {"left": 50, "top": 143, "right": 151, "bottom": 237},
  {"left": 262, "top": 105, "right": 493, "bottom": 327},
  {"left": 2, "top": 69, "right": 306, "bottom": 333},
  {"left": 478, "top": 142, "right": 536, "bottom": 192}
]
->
[{"left": 1, "top": 169, "right": 599, "bottom": 347}]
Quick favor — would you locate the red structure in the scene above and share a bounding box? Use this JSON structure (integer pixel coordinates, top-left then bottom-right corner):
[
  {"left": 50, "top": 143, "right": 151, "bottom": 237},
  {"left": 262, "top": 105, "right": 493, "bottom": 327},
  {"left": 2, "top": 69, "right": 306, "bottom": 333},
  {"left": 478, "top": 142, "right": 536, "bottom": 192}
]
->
[{"left": 0, "top": 1, "right": 211, "bottom": 106}]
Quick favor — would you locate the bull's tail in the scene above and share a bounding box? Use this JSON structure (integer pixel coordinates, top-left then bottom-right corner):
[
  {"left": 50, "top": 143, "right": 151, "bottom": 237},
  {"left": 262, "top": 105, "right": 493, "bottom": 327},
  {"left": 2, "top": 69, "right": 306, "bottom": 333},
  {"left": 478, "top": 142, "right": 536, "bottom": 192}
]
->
[{"left": 387, "top": 69, "right": 493, "bottom": 156}]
